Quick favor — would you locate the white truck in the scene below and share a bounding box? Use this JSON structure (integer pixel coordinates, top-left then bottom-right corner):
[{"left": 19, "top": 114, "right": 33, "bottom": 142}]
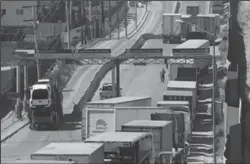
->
[
  {"left": 31, "top": 142, "right": 104, "bottom": 163},
  {"left": 167, "top": 81, "right": 197, "bottom": 122},
  {"left": 2, "top": 159, "right": 76, "bottom": 164},
  {"left": 84, "top": 132, "right": 153, "bottom": 164},
  {"left": 121, "top": 120, "right": 173, "bottom": 161},
  {"left": 162, "top": 13, "right": 182, "bottom": 43},
  {"left": 151, "top": 112, "right": 190, "bottom": 164},
  {"left": 169, "top": 39, "right": 210, "bottom": 80},
  {"left": 83, "top": 96, "right": 151, "bottom": 139},
  {"left": 85, "top": 106, "right": 174, "bottom": 139},
  {"left": 196, "top": 14, "right": 221, "bottom": 42}
]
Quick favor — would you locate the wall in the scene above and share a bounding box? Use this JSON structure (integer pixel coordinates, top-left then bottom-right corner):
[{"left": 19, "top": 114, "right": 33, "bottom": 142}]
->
[
  {"left": 61, "top": 2, "right": 127, "bottom": 46},
  {"left": 1, "top": 0, "right": 37, "bottom": 26}
]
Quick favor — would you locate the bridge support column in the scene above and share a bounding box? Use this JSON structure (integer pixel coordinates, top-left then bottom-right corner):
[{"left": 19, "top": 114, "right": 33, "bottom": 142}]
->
[{"left": 115, "top": 60, "right": 120, "bottom": 97}]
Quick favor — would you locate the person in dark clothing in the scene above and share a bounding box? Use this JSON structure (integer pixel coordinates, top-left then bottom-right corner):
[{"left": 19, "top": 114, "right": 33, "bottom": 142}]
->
[{"left": 160, "top": 68, "right": 166, "bottom": 82}]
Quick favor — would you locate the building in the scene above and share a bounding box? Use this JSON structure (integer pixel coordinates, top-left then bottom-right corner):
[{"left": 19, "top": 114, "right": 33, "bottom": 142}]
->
[{"left": 1, "top": 0, "right": 38, "bottom": 27}]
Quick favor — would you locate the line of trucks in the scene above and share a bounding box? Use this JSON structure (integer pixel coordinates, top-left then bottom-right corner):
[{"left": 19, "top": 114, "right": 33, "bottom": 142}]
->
[
  {"left": 162, "top": 4, "right": 220, "bottom": 44},
  {"left": 4, "top": 39, "right": 210, "bottom": 164}
]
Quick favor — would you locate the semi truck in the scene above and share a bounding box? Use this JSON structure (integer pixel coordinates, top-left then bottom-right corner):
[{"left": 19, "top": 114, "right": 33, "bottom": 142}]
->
[
  {"left": 83, "top": 96, "right": 151, "bottom": 139},
  {"left": 29, "top": 78, "right": 63, "bottom": 130},
  {"left": 196, "top": 14, "right": 221, "bottom": 42},
  {"left": 167, "top": 81, "right": 197, "bottom": 122},
  {"left": 84, "top": 132, "right": 153, "bottom": 164},
  {"left": 151, "top": 112, "right": 190, "bottom": 164},
  {"left": 85, "top": 106, "right": 172, "bottom": 139},
  {"left": 121, "top": 120, "right": 173, "bottom": 163},
  {"left": 162, "top": 14, "right": 182, "bottom": 43},
  {"left": 170, "top": 39, "right": 211, "bottom": 80},
  {"left": 31, "top": 142, "right": 104, "bottom": 163}
]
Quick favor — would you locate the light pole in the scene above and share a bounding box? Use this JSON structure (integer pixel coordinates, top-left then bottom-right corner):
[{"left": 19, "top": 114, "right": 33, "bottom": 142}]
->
[{"left": 176, "top": 19, "right": 219, "bottom": 164}]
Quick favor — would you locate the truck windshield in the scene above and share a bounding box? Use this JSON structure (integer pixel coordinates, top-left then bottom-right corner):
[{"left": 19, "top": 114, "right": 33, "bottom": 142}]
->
[
  {"left": 102, "top": 85, "right": 113, "bottom": 91},
  {"left": 32, "top": 89, "right": 49, "bottom": 99}
]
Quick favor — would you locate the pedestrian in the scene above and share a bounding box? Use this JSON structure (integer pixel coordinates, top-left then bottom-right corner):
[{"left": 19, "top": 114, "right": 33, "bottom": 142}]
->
[
  {"left": 160, "top": 68, "right": 166, "bottom": 82},
  {"left": 15, "top": 98, "right": 23, "bottom": 121}
]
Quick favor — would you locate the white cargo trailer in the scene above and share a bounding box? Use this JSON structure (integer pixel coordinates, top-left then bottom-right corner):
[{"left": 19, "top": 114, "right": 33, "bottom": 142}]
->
[
  {"left": 167, "top": 81, "right": 197, "bottom": 118},
  {"left": 31, "top": 143, "right": 104, "bottom": 164},
  {"left": 122, "top": 120, "right": 173, "bottom": 161},
  {"left": 85, "top": 106, "right": 174, "bottom": 138},
  {"left": 162, "top": 13, "right": 182, "bottom": 43},
  {"left": 84, "top": 132, "right": 153, "bottom": 164}
]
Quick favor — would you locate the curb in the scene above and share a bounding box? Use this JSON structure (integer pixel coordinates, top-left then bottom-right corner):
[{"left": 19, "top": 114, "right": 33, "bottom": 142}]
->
[
  {"left": 127, "top": 10, "right": 150, "bottom": 39},
  {"left": 1, "top": 121, "right": 29, "bottom": 143}
]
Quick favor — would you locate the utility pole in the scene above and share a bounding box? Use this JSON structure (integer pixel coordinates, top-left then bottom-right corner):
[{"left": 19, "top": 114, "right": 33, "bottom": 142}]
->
[
  {"left": 23, "top": 5, "right": 40, "bottom": 80},
  {"left": 80, "top": 0, "right": 84, "bottom": 45},
  {"left": 125, "top": 1, "right": 128, "bottom": 38},
  {"left": 65, "top": 0, "right": 70, "bottom": 49},
  {"left": 108, "top": 0, "right": 111, "bottom": 39},
  {"left": 101, "top": 0, "right": 104, "bottom": 37},
  {"left": 88, "top": 0, "right": 92, "bottom": 41},
  {"left": 135, "top": 1, "right": 137, "bottom": 29},
  {"left": 117, "top": 0, "right": 120, "bottom": 39}
]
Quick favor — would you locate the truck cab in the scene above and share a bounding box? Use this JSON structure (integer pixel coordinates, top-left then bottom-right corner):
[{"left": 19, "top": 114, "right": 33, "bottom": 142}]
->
[
  {"left": 29, "top": 79, "right": 61, "bottom": 130},
  {"left": 155, "top": 149, "right": 185, "bottom": 164},
  {"left": 99, "top": 83, "right": 122, "bottom": 100},
  {"left": 84, "top": 132, "right": 153, "bottom": 164}
]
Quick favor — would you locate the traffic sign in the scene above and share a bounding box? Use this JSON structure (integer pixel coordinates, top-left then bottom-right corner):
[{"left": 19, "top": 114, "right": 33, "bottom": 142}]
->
[
  {"left": 6, "top": 92, "right": 20, "bottom": 99},
  {"left": 172, "top": 48, "right": 210, "bottom": 53},
  {"left": 125, "top": 48, "right": 163, "bottom": 57}
]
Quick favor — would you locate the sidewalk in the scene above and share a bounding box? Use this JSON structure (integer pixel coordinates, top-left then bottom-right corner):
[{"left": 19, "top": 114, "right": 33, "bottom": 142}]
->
[{"left": 1, "top": 111, "right": 28, "bottom": 142}]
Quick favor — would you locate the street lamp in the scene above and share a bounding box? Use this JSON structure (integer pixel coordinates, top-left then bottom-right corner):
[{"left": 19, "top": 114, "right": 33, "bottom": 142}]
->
[{"left": 176, "top": 19, "right": 219, "bottom": 164}]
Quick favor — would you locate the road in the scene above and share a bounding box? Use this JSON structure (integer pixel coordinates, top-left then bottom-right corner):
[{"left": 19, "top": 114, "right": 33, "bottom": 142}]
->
[
  {"left": 1, "top": 1, "right": 172, "bottom": 160},
  {"left": 92, "top": 40, "right": 178, "bottom": 105}
]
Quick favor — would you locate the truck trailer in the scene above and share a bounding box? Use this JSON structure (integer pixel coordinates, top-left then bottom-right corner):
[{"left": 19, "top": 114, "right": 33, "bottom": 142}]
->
[
  {"left": 122, "top": 120, "right": 173, "bottom": 162},
  {"left": 151, "top": 112, "right": 191, "bottom": 164},
  {"left": 167, "top": 81, "right": 197, "bottom": 121},
  {"left": 84, "top": 132, "right": 153, "bottom": 164},
  {"left": 31, "top": 142, "right": 104, "bottom": 164},
  {"left": 170, "top": 39, "right": 211, "bottom": 79},
  {"left": 162, "top": 13, "right": 182, "bottom": 43},
  {"left": 85, "top": 106, "right": 172, "bottom": 138}
]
